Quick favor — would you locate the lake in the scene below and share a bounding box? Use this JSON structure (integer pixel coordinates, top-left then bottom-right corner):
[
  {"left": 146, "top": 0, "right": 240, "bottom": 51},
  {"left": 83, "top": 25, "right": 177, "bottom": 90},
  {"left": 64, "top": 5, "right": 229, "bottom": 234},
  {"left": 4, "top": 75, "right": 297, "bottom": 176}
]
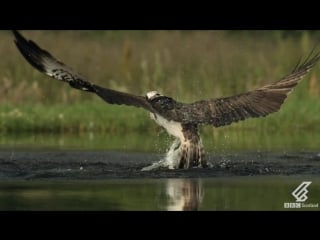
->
[{"left": 0, "top": 130, "right": 319, "bottom": 211}]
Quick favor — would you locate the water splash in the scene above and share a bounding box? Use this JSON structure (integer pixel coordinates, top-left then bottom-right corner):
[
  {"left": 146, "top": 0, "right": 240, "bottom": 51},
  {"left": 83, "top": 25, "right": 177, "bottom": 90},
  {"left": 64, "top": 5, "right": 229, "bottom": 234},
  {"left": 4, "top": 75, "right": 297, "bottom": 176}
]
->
[{"left": 141, "top": 139, "right": 181, "bottom": 170}]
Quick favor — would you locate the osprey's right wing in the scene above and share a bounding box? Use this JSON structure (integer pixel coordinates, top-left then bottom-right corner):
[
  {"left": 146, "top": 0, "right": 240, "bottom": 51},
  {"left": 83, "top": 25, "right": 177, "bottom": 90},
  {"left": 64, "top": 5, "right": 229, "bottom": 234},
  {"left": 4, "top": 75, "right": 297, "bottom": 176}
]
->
[
  {"left": 13, "top": 30, "right": 153, "bottom": 112},
  {"left": 177, "top": 50, "right": 320, "bottom": 127}
]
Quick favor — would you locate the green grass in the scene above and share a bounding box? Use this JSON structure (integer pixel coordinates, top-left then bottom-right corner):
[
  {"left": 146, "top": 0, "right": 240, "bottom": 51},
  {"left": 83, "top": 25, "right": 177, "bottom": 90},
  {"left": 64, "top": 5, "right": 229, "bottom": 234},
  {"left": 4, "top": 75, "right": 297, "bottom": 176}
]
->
[
  {"left": 0, "top": 101, "right": 152, "bottom": 133},
  {"left": 1, "top": 93, "right": 320, "bottom": 134},
  {"left": 1, "top": 98, "right": 320, "bottom": 153}
]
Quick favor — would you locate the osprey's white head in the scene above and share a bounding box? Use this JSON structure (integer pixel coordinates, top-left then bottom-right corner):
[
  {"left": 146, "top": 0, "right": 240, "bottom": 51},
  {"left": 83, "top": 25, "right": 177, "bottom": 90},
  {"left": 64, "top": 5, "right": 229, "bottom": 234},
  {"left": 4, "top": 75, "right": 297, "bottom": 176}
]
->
[{"left": 146, "top": 91, "right": 162, "bottom": 100}]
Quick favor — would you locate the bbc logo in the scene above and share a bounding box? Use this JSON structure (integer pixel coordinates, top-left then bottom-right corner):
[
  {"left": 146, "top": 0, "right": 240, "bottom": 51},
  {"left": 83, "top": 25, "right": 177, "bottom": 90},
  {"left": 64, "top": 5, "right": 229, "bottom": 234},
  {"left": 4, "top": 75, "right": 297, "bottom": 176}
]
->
[{"left": 284, "top": 202, "right": 301, "bottom": 208}]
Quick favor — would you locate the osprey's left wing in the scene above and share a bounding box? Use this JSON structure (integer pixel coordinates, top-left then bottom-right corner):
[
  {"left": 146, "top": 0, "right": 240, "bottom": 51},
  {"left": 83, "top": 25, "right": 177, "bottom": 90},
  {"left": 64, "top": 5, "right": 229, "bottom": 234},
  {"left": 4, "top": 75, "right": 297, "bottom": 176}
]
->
[
  {"left": 175, "top": 50, "right": 320, "bottom": 127},
  {"left": 13, "top": 30, "right": 153, "bottom": 112}
]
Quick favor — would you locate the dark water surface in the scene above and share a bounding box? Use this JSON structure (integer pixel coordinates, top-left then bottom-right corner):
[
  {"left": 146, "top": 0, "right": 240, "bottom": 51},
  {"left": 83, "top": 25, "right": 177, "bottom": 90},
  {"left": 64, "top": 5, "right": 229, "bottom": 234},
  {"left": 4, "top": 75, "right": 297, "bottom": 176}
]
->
[
  {"left": 0, "top": 150, "right": 319, "bottom": 210},
  {"left": 0, "top": 150, "right": 320, "bottom": 179}
]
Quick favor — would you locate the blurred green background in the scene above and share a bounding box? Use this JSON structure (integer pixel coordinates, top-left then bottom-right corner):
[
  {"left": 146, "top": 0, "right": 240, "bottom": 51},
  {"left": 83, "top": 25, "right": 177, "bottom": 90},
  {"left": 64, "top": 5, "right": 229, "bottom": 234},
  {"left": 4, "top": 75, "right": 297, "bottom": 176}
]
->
[{"left": 0, "top": 30, "right": 320, "bottom": 151}]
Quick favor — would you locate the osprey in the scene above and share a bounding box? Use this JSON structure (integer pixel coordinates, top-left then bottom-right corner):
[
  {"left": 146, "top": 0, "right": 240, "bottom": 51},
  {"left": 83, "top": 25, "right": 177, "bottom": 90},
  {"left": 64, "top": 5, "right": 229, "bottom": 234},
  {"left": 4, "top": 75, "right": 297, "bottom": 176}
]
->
[{"left": 13, "top": 31, "right": 320, "bottom": 171}]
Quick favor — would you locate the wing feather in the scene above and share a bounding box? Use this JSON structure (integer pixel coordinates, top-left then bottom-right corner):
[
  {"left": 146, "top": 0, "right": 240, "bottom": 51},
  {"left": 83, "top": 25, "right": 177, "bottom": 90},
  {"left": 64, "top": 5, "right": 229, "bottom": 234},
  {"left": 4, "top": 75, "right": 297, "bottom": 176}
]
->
[
  {"left": 174, "top": 51, "right": 320, "bottom": 126},
  {"left": 13, "top": 30, "right": 153, "bottom": 112}
]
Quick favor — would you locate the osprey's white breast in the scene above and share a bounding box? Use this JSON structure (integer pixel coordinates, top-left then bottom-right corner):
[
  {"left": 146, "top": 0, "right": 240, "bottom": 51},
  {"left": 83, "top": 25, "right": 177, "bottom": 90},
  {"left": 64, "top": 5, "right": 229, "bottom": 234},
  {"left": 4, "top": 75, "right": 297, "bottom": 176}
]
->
[{"left": 150, "top": 113, "right": 184, "bottom": 140}]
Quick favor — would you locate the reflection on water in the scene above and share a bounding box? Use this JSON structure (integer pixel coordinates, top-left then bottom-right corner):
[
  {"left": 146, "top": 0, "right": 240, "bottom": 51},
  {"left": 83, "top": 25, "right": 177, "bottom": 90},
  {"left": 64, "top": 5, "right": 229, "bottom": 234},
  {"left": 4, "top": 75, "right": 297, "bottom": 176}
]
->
[
  {"left": 0, "top": 177, "right": 319, "bottom": 210},
  {"left": 166, "top": 179, "right": 203, "bottom": 211}
]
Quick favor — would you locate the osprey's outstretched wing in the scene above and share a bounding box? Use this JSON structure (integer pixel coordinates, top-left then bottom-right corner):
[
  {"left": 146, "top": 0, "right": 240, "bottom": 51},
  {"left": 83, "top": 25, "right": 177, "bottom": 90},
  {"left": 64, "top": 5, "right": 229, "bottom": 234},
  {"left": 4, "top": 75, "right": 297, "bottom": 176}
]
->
[
  {"left": 13, "top": 31, "right": 320, "bottom": 128},
  {"left": 173, "top": 50, "right": 320, "bottom": 127},
  {"left": 13, "top": 30, "right": 153, "bottom": 112}
]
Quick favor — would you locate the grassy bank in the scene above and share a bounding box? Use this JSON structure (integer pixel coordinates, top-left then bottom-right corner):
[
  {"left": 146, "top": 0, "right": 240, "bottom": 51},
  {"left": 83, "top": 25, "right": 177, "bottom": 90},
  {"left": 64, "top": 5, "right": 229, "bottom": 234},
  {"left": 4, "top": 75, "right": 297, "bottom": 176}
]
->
[{"left": 1, "top": 94, "right": 320, "bottom": 134}]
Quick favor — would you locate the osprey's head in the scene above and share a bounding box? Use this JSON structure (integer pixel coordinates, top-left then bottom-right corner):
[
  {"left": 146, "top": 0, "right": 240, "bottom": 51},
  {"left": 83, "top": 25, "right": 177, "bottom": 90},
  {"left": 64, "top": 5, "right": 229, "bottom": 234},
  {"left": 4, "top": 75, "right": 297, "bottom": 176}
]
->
[{"left": 146, "top": 91, "right": 162, "bottom": 100}]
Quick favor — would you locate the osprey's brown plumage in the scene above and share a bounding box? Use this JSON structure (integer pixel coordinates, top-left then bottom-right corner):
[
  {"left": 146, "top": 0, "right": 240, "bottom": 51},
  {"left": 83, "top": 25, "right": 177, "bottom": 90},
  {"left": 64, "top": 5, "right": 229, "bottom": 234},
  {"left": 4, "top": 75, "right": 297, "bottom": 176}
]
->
[{"left": 13, "top": 30, "right": 320, "bottom": 170}]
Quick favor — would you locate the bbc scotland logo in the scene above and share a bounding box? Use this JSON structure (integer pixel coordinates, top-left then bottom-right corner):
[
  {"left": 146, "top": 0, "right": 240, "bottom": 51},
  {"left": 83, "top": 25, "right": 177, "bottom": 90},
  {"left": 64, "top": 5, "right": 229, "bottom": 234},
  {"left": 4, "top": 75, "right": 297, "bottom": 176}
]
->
[
  {"left": 292, "top": 181, "right": 312, "bottom": 202},
  {"left": 284, "top": 181, "right": 319, "bottom": 209}
]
